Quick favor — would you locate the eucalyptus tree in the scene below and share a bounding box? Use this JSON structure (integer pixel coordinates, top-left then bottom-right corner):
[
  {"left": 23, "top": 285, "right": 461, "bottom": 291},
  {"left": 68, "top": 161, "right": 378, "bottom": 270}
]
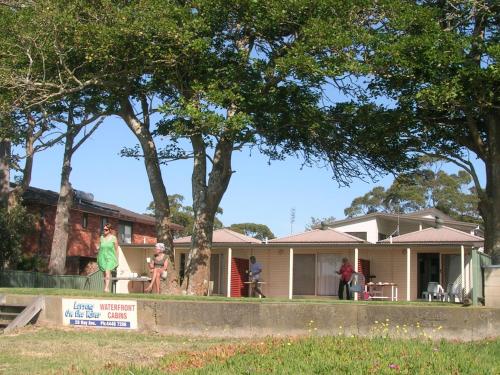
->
[
  {"left": 151, "top": 0, "right": 413, "bottom": 294},
  {"left": 0, "top": 1, "right": 103, "bottom": 210},
  {"left": 1, "top": 1, "right": 414, "bottom": 291},
  {"left": 48, "top": 99, "right": 104, "bottom": 275},
  {"left": 360, "top": 0, "right": 499, "bottom": 257},
  {"left": 229, "top": 223, "right": 275, "bottom": 241},
  {"left": 79, "top": 0, "right": 412, "bottom": 294},
  {"left": 344, "top": 169, "right": 480, "bottom": 222}
]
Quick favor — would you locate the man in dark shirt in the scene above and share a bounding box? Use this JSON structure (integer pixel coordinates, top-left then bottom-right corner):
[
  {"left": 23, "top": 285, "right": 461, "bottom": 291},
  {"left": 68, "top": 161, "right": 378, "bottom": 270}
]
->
[
  {"left": 336, "top": 257, "right": 354, "bottom": 300},
  {"left": 249, "top": 256, "right": 266, "bottom": 298}
]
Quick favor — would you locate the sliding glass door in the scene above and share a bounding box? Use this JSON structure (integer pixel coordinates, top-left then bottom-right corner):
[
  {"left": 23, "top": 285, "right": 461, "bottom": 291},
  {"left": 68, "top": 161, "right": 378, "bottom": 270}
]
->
[
  {"left": 317, "top": 254, "right": 343, "bottom": 296},
  {"left": 293, "top": 254, "right": 315, "bottom": 295}
]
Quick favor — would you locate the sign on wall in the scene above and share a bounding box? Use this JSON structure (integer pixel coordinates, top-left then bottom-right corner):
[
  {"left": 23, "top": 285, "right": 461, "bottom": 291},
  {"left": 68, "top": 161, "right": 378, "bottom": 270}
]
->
[{"left": 62, "top": 298, "right": 138, "bottom": 329}]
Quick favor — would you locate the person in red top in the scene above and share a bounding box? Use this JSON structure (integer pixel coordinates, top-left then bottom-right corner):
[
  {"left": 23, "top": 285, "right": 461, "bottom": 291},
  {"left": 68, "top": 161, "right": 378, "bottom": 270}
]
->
[{"left": 337, "top": 257, "right": 354, "bottom": 300}]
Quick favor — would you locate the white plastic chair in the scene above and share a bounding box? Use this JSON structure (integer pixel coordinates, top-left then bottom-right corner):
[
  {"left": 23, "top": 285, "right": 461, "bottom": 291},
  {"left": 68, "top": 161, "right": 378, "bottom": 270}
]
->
[
  {"left": 444, "top": 283, "right": 462, "bottom": 303},
  {"left": 422, "top": 282, "right": 442, "bottom": 301}
]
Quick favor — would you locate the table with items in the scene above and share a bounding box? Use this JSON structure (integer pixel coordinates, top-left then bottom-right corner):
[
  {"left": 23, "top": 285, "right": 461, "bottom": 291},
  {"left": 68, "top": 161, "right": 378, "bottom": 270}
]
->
[
  {"left": 365, "top": 282, "right": 398, "bottom": 301},
  {"left": 111, "top": 276, "right": 151, "bottom": 293}
]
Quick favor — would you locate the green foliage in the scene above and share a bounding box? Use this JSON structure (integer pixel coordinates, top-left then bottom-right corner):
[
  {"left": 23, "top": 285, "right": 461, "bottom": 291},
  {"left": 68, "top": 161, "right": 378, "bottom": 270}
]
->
[
  {"left": 305, "top": 216, "right": 337, "bottom": 230},
  {"left": 0, "top": 205, "right": 34, "bottom": 268},
  {"left": 15, "top": 254, "right": 47, "bottom": 272},
  {"left": 147, "top": 194, "right": 223, "bottom": 238},
  {"left": 228, "top": 223, "right": 275, "bottom": 240},
  {"left": 344, "top": 168, "right": 480, "bottom": 222}
]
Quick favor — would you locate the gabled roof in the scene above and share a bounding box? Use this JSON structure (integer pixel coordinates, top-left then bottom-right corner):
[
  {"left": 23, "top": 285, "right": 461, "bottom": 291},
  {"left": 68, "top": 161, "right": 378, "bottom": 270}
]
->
[
  {"left": 269, "top": 228, "right": 365, "bottom": 244},
  {"left": 174, "top": 228, "right": 262, "bottom": 245},
  {"left": 21, "top": 185, "right": 183, "bottom": 230},
  {"left": 379, "top": 226, "right": 484, "bottom": 245},
  {"left": 329, "top": 208, "right": 478, "bottom": 229}
]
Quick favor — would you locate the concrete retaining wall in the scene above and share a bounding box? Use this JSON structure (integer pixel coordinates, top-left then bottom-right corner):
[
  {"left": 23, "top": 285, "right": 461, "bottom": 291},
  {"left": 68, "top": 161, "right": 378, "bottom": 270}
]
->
[
  {"left": 485, "top": 266, "right": 500, "bottom": 308},
  {"left": 3, "top": 294, "right": 500, "bottom": 341}
]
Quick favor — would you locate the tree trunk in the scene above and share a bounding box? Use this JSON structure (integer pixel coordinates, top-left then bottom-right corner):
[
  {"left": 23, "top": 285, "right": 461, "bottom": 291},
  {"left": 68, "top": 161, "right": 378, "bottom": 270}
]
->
[
  {"left": 48, "top": 129, "right": 76, "bottom": 275},
  {"left": 0, "top": 139, "right": 10, "bottom": 210},
  {"left": 482, "top": 113, "right": 500, "bottom": 263},
  {"left": 7, "top": 115, "right": 38, "bottom": 210},
  {"left": 183, "top": 134, "right": 234, "bottom": 295},
  {"left": 119, "top": 97, "right": 181, "bottom": 294}
]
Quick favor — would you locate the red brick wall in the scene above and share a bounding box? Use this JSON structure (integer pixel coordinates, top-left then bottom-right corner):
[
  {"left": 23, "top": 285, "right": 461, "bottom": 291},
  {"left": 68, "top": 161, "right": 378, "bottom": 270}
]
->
[
  {"left": 24, "top": 203, "right": 158, "bottom": 262},
  {"left": 132, "top": 222, "right": 157, "bottom": 245}
]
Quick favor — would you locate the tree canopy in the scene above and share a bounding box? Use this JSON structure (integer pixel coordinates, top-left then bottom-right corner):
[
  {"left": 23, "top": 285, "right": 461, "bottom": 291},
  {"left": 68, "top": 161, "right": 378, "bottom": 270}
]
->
[
  {"left": 228, "top": 223, "right": 275, "bottom": 241},
  {"left": 344, "top": 168, "right": 480, "bottom": 223},
  {"left": 336, "top": 0, "right": 499, "bottom": 257}
]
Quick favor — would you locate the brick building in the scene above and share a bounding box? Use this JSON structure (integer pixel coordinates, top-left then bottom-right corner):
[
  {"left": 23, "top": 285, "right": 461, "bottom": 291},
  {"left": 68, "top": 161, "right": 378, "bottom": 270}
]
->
[{"left": 22, "top": 186, "right": 183, "bottom": 275}]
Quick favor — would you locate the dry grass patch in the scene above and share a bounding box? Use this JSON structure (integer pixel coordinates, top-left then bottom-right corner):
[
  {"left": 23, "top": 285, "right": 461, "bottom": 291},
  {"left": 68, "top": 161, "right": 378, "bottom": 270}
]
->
[{"left": 0, "top": 326, "right": 233, "bottom": 375}]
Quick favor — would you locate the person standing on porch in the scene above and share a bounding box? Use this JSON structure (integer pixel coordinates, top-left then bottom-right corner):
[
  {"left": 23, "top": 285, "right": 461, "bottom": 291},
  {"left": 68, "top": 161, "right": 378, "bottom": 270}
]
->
[
  {"left": 337, "top": 257, "right": 354, "bottom": 300},
  {"left": 97, "top": 223, "right": 119, "bottom": 293},
  {"left": 249, "top": 256, "right": 266, "bottom": 298}
]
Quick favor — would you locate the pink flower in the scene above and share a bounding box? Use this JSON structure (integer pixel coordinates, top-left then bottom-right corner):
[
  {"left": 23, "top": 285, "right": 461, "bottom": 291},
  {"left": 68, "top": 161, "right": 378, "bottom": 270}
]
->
[{"left": 389, "top": 364, "right": 400, "bottom": 370}]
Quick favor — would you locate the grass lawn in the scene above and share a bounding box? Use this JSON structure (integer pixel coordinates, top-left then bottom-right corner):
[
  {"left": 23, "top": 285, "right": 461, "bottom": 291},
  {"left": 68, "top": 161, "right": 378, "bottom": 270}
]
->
[
  {"left": 0, "top": 287, "right": 460, "bottom": 307},
  {"left": 0, "top": 327, "right": 498, "bottom": 374},
  {"left": 0, "top": 327, "right": 234, "bottom": 375}
]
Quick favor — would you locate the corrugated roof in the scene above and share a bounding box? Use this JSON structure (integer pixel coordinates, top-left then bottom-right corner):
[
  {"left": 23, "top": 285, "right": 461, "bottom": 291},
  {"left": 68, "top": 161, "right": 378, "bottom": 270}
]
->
[
  {"left": 379, "top": 226, "right": 484, "bottom": 244},
  {"left": 269, "top": 228, "right": 365, "bottom": 244},
  {"left": 174, "top": 228, "right": 262, "bottom": 245}
]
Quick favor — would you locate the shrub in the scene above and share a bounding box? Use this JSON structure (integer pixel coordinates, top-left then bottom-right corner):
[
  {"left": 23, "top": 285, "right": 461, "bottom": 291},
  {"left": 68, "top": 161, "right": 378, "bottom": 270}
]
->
[{"left": 0, "top": 205, "right": 34, "bottom": 269}]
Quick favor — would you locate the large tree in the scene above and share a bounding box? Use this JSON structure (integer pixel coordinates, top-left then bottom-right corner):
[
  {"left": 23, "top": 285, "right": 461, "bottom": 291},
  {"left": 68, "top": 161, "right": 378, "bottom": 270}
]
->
[
  {"left": 0, "top": 1, "right": 415, "bottom": 293},
  {"left": 229, "top": 223, "right": 275, "bottom": 241},
  {"left": 359, "top": 1, "right": 499, "bottom": 258},
  {"left": 153, "top": 1, "right": 414, "bottom": 294},
  {"left": 48, "top": 100, "right": 104, "bottom": 275},
  {"left": 344, "top": 168, "right": 480, "bottom": 222}
]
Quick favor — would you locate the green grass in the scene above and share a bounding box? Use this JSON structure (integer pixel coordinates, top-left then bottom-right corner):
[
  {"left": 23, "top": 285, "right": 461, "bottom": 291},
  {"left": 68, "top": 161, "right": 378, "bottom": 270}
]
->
[
  {"left": 0, "top": 287, "right": 461, "bottom": 307},
  {"left": 1, "top": 327, "right": 498, "bottom": 374},
  {"left": 0, "top": 327, "right": 233, "bottom": 375},
  {"left": 120, "top": 336, "right": 500, "bottom": 375}
]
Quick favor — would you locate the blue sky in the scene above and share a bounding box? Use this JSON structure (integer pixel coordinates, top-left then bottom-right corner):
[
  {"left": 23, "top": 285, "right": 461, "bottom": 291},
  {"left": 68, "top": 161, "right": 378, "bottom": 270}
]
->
[{"left": 19, "top": 116, "right": 485, "bottom": 238}]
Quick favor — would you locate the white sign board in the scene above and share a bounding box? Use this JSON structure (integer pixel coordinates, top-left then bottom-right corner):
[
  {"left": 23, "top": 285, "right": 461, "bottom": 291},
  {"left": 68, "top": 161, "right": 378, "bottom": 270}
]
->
[{"left": 62, "top": 298, "right": 138, "bottom": 329}]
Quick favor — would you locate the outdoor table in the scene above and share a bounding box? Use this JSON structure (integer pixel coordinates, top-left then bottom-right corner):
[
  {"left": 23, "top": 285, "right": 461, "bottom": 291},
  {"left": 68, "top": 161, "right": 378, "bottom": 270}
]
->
[
  {"left": 365, "top": 282, "right": 398, "bottom": 301},
  {"left": 111, "top": 276, "right": 152, "bottom": 293},
  {"left": 243, "top": 281, "right": 267, "bottom": 298}
]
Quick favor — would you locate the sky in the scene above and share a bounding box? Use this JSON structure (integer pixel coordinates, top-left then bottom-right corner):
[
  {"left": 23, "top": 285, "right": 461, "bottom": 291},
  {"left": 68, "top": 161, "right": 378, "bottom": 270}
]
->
[{"left": 17, "top": 115, "right": 486, "bottom": 238}]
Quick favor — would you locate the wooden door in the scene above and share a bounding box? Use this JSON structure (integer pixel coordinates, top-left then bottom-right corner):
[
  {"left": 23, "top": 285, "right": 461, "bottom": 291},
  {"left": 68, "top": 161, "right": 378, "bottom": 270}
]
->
[{"left": 230, "top": 257, "right": 249, "bottom": 297}]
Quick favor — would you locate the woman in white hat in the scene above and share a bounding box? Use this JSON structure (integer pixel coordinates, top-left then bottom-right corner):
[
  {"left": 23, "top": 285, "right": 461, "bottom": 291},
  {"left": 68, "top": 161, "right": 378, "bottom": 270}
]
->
[{"left": 145, "top": 243, "right": 168, "bottom": 293}]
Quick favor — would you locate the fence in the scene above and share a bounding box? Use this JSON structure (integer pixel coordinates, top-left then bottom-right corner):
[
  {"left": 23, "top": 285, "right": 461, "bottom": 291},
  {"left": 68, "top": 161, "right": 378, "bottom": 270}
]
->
[
  {"left": 0, "top": 269, "right": 103, "bottom": 291},
  {"left": 471, "top": 249, "right": 492, "bottom": 306}
]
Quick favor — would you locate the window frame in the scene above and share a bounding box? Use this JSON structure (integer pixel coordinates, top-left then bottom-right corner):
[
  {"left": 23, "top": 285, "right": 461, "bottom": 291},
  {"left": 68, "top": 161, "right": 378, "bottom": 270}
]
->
[
  {"left": 82, "top": 213, "right": 89, "bottom": 229},
  {"left": 118, "top": 221, "right": 133, "bottom": 244}
]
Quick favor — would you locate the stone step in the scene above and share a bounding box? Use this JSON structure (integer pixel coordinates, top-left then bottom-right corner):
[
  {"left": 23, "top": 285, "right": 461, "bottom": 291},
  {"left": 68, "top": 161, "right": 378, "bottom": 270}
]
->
[
  {"left": 0, "top": 304, "right": 26, "bottom": 314},
  {"left": 0, "top": 312, "right": 19, "bottom": 321}
]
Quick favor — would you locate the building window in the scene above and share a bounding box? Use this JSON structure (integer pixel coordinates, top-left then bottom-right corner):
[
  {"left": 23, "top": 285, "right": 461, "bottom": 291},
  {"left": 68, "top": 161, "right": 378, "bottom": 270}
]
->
[
  {"left": 118, "top": 221, "right": 133, "bottom": 244},
  {"left": 346, "top": 232, "right": 367, "bottom": 241},
  {"left": 100, "top": 217, "right": 109, "bottom": 234},
  {"left": 378, "top": 233, "right": 388, "bottom": 241},
  {"left": 82, "top": 213, "right": 88, "bottom": 229}
]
